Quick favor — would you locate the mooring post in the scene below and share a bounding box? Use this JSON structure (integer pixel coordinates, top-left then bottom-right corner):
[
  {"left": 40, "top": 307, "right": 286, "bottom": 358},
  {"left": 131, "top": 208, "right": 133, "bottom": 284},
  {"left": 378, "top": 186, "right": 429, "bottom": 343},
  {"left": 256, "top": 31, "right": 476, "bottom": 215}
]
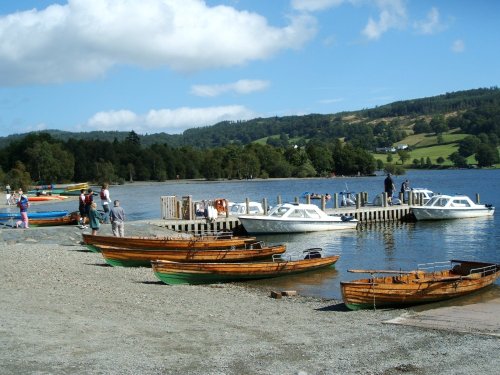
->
[
  {"left": 356, "top": 193, "right": 361, "bottom": 209},
  {"left": 262, "top": 198, "right": 268, "bottom": 214},
  {"left": 333, "top": 193, "right": 338, "bottom": 208},
  {"left": 245, "top": 197, "right": 250, "bottom": 215},
  {"left": 306, "top": 195, "right": 311, "bottom": 204},
  {"left": 476, "top": 193, "right": 480, "bottom": 204},
  {"left": 383, "top": 192, "right": 388, "bottom": 207},
  {"left": 321, "top": 196, "right": 326, "bottom": 211},
  {"left": 277, "top": 195, "right": 282, "bottom": 205},
  {"left": 294, "top": 196, "right": 299, "bottom": 203}
]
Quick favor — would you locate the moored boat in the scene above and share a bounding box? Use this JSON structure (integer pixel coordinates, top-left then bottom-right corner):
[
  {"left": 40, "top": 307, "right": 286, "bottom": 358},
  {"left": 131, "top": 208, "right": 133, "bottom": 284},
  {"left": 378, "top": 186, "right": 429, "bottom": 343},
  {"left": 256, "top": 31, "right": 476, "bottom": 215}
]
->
[
  {"left": 152, "top": 249, "right": 340, "bottom": 285},
  {"left": 82, "top": 233, "right": 257, "bottom": 253},
  {"left": 30, "top": 212, "right": 80, "bottom": 227},
  {"left": 98, "top": 242, "right": 286, "bottom": 267},
  {"left": 341, "top": 260, "right": 500, "bottom": 310},
  {"left": 0, "top": 210, "right": 69, "bottom": 220},
  {"left": 411, "top": 194, "right": 494, "bottom": 220},
  {"left": 238, "top": 202, "right": 357, "bottom": 234}
]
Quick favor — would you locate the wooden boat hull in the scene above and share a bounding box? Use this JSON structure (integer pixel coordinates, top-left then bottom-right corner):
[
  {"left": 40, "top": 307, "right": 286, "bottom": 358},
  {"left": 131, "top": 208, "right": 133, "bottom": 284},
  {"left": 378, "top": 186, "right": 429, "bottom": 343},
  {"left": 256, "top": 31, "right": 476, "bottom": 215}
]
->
[
  {"left": 99, "top": 244, "right": 286, "bottom": 267},
  {"left": 341, "top": 260, "right": 500, "bottom": 310},
  {"left": 152, "top": 255, "right": 339, "bottom": 285},
  {"left": 30, "top": 213, "right": 79, "bottom": 227},
  {"left": 82, "top": 233, "right": 257, "bottom": 253}
]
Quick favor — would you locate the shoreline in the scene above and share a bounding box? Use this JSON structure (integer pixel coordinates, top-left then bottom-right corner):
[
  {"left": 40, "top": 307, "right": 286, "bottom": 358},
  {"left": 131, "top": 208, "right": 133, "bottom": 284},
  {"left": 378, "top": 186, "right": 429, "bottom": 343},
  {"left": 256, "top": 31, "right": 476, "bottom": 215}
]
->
[{"left": 1, "top": 223, "right": 499, "bottom": 374}]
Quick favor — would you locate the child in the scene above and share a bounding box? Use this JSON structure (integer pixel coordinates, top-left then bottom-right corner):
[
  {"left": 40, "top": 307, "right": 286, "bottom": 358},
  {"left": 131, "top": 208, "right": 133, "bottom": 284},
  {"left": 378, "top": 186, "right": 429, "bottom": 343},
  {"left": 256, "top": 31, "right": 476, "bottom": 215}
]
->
[
  {"left": 15, "top": 189, "right": 30, "bottom": 228},
  {"left": 88, "top": 202, "right": 101, "bottom": 235}
]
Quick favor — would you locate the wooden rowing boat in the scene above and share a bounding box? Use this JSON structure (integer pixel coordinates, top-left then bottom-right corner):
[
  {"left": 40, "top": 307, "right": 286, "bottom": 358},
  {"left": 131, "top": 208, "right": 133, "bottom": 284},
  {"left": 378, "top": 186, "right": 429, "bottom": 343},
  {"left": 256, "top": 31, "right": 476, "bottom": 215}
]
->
[
  {"left": 340, "top": 260, "right": 500, "bottom": 310},
  {"left": 151, "top": 249, "right": 339, "bottom": 285},
  {"left": 98, "top": 242, "right": 286, "bottom": 267},
  {"left": 82, "top": 233, "right": 257, "bottom": 253},
  {"left": 30, "top": 212, "right": 80, "bottom": 227}
]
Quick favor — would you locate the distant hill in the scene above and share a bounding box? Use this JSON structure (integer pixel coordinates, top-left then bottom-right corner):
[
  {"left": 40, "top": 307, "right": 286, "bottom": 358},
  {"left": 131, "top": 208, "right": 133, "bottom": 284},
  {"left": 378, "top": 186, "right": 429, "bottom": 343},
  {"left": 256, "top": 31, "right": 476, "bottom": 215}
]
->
[{"left": 1, "top": 87, "right": 498, "bottom": 149}]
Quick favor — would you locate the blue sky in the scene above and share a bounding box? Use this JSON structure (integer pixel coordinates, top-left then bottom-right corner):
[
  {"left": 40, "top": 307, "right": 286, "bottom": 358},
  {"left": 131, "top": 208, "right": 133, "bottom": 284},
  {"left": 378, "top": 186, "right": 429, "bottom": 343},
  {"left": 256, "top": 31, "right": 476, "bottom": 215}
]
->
[{"left": 0, "top": 0, "right": 499, "bottom": 137}]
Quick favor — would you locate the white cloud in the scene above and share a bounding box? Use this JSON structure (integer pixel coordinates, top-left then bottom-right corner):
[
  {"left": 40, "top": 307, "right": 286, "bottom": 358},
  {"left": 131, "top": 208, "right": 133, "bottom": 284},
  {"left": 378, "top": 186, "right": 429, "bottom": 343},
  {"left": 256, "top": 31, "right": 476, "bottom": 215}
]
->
[
  {"left": 191, "top": 79, "right": 270, "bottom": 97},
  {"left": 362, "top": 0, "right": 407, "bottom": 40},
  {"left": 413, "top": 7, "right": 443, "bottom": 35},
  {"left": 451, "top": 39, "right": 465, "bottom": 53},
  {"left": 86, "top": 105, "right": 258, "bottom": 134},
  {"left": 0, "top": 0, "right": 316, "bottom": 86},
  {"left": 291, "top": 0, "right": 344, "bottom": 12}
]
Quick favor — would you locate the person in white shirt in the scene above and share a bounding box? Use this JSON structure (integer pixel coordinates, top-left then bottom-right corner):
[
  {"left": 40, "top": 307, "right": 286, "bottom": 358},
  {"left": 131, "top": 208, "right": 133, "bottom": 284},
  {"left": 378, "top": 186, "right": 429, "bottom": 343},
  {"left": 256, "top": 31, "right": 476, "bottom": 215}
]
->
[{"left": 100, "top": 183, "right": 112, "bottom": 223}]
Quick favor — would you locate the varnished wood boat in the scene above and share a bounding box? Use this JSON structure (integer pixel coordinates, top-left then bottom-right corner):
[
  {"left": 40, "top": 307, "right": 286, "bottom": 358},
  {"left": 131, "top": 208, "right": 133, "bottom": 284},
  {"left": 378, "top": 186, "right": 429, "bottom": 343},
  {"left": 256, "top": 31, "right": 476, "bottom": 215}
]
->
[
  {"left": 82, "top": 233, "right": 257, "bottom": 253},
  {"left": 30, "top": 212, "right": 80, "bottom": 227},
  {"left": 151, "top": 249, "right": 339, "bottom": 285},
  {"left": 98, "top": 242, "right": 286, "bottom": 267},
  {"left": 340, "top": 260, "right": 500, "bottom": 310}
]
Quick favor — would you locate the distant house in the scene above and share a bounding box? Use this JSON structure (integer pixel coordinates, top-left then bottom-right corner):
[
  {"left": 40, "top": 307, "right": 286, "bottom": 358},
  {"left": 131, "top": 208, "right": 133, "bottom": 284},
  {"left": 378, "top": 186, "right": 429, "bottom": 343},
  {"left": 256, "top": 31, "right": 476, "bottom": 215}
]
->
[
  {"left": 376, "top": 147, "right": 396, "bottom": 153},
  {"left": 396, "top": 144, "right": 409, "bottom": 150}
]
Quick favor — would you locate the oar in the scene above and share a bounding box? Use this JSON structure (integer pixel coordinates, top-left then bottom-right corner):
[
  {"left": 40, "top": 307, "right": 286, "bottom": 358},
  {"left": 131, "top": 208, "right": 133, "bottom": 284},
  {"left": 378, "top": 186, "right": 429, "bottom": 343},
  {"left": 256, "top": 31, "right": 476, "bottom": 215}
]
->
[{"left": 348, "top": 269, "right": 415, "bottom": 274}]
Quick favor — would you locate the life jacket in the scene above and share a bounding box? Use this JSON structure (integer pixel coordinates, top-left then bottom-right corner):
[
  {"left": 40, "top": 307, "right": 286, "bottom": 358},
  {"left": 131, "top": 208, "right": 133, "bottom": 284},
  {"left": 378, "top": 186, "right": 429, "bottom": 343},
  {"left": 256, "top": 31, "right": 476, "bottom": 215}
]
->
[
  {"left": 17, "top": 196, "right": 29, "bottom": 211},
  {"left": 100, "top": 189, "right": 106, "bottom": 200},
  {"left": 84, "top": 194, "right": 93, "bottom": 205}
]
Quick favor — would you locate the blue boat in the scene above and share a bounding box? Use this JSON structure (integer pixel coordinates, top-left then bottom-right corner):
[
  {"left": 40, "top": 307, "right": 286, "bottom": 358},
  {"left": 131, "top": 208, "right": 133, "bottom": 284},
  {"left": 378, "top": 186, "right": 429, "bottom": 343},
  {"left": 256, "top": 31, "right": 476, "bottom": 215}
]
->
[{"left": 0, "top": 210, "right": 69, "bottom": 220}]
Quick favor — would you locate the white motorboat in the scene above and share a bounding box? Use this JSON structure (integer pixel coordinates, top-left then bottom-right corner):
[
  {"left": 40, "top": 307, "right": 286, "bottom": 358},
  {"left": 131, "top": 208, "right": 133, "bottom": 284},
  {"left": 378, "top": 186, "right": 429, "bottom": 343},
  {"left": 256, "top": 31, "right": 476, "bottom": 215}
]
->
[
  {"left": 238, "top": 203, "right": 358, "bottom": 234},
  {"left": 411, "top": 195, "right": 495, "bottom": 220},
  {"left": 410, "top": 188, "right": 435, "bottom": 204},
  {"left": 229, "top": 202, "right": 264, "bottom": 216}
]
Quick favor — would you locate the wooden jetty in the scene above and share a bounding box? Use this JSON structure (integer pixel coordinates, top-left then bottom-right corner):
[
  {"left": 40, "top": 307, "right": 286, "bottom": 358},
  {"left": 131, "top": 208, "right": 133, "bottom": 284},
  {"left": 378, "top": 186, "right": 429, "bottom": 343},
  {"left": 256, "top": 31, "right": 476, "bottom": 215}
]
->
[{"left": 155, "top": 192, "right": 428, "bottom": 234}]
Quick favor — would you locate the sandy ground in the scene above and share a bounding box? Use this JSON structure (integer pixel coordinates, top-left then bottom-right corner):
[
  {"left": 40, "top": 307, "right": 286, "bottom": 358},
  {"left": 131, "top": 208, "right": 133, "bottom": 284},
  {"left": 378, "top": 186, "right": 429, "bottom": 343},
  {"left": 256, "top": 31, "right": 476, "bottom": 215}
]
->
[{"left": 0, "top": 223, "right": 499, "bottom": 375}]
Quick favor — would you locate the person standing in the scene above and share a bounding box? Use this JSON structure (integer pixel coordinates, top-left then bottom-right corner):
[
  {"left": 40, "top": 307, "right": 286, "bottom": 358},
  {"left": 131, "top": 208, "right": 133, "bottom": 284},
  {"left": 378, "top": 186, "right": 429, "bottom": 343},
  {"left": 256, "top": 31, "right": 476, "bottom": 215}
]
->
[
  {"left": 109, "top": 200, "right": 125, "bottom": 237},
  {"left": 5, "top": 184, "right": 11, "bottom": 205},
  {"left": 15, "top": 188, "right": 30, "bottom": 228},
  {"left": 88, "top": 202, "right": 101, "bottom": 235},
  {"left": 400, "top": 179, "right": 410, "bottom": 203},
  {"left": 384, "top": 173, "right": 395, "bottom": 204},
  {"left": 84, "top": 188, "right": 94, "bottom": 220},
  {"left": 78, "top": 188, "right": 87, "bottom": 226},
  {"left": 100, "top": 183, "right": 111, "bottom": 223}
]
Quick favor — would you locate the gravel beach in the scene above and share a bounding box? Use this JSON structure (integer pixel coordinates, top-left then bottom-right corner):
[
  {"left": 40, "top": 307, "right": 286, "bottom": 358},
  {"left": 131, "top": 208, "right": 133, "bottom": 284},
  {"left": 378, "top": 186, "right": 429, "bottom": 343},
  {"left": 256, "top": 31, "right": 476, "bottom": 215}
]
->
[{"left": 1, "top": 222, "right": 499, "bottom": 375}]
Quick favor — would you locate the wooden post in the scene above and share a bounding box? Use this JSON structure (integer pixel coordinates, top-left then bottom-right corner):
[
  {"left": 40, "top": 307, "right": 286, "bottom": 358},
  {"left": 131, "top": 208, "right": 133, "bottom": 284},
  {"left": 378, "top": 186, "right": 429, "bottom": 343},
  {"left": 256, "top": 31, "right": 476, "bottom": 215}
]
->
[
  {"left": 277, "top": 195, "right": 282, "bottom": 205},
  {"left": 383, "top": 192, "right": 388, "bottom": 207},
  {"left": 225, "top": 198, "right": 229, "bottom": 218},
  {"left": 476, "top": 193, "right": 480, "bottom": 204},
  {"left": 408, "top": 191, "right": 413, "bottom": 206},
  {"left": 294, "top": 196, "right": 299, "bottom": 203},
  {"left": 306, "top": 195, "right": 311, "bottom": 204},
  {"left": 333, "top": 193, "right": 338, "bottom": 208},
  {"left": 321, "top": 196, "right": 326, "bottom": 211},
  {"left": 356, "top": 193, "right": 361, "bottom": 209},
  {"left": 262, "top": 198, "right": 268, "bottom": 214},
  {"left": 245, "top": 197, "right": 250, "bottom": 215}
]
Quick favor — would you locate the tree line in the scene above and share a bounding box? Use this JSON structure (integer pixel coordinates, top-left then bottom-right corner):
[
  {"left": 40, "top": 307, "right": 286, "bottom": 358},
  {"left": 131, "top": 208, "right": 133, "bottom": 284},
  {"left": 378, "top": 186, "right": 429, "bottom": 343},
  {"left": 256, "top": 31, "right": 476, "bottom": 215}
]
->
[{"left": 0, "top": 132, "right": 376, "bottom": 190}]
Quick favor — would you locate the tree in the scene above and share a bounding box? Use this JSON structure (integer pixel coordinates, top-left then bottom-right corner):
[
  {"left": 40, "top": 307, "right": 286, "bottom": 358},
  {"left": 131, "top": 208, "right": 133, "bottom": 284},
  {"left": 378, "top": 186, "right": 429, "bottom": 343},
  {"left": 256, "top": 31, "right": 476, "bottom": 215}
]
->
[
  {"left": 475, "top": 144, "right": 499, "bottom": 167},
  {"left": 436, "top": 156, "right": 445, "bottom": 164},
  {"left": 5, "top": 161, "right": 32, "bottom": 191},
  {"left": 397, "top": 150, "right": 411, "bottom": 165},
  {"left": 25, "top": 141, "right": 74, "bottom": 183},
  {"left": 458, "top": 135, "right": 480, "bottom": 157},
  {"left": 448, "top": 152, "right": 468, "bottom": 168}
]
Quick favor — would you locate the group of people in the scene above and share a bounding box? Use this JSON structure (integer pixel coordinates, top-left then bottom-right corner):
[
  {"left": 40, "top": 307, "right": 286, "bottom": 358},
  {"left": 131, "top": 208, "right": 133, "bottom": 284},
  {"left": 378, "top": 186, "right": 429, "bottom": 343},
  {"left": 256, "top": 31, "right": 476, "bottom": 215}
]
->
[
  {"left": 384, "top": 174, "right": 410, "bottom": 205},
  {"left": 79, "top": 183, "right": 125, "bottom": 236}
]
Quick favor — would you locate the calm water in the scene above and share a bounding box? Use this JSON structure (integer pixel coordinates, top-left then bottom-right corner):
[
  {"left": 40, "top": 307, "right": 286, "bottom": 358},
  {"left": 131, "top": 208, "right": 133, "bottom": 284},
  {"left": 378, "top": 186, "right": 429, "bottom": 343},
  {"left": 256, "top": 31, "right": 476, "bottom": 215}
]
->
[{"left": 13, "top": 169, "right": 500, "bottom": 300}]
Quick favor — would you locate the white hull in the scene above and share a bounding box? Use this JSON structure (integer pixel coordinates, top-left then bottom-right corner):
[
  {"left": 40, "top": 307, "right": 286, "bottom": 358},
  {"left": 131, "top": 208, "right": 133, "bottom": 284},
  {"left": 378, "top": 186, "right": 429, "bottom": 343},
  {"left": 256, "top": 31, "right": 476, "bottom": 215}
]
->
[
  {"left": 412, "top": 207, "right": 495, "bottom": 220},
  {"left": 239, "top": 216, "right": 358, "bottom": 234}
]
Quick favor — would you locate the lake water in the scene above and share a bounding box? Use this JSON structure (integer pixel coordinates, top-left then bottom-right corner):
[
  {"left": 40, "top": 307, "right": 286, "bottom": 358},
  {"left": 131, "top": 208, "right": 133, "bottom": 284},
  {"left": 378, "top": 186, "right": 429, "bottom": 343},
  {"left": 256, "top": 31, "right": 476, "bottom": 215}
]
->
[{"left": 13, "top": 169, "right": 500, "bottom": 300}]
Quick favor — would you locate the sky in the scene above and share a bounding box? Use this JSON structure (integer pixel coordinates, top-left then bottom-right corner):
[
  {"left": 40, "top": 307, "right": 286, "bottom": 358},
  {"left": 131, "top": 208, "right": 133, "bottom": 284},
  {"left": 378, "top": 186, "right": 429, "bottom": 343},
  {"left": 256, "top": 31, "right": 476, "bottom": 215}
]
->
[{"left": 0, "top": 0, "right": 499, "bottom": 137}]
